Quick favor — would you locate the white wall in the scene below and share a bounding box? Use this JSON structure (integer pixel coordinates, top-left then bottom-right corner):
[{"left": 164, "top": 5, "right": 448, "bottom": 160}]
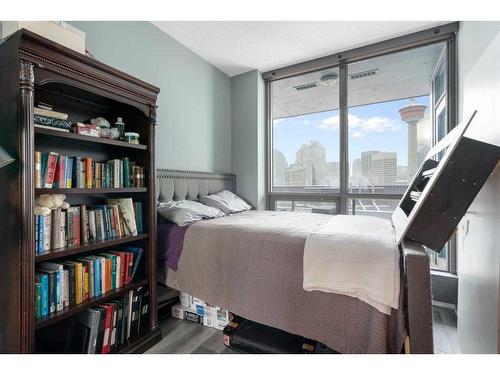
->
[{"left": 457, "top": 21, "right": 500, "bottom": 354}]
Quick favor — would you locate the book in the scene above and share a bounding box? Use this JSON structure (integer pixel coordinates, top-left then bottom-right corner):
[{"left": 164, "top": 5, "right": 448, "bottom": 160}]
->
[
  {"left": 35, "top": 283, "right": 42, "bottom": 320},
  {"left": 35, "top": 272, "right": 49, "bottom": 317},
  {"left": 50, "top": 208, "right": 62, "bottom": 249},
  {"left": 43, "top": 152, "right": 59, "bottom": 188},
  {"left": 34, "top": 124, "right": 71, "bottom": 133},
  {"left": 34, "top": 151, "right": 42, "bottom": 188},
  {"left": 65, "top": 157, "right": 73, "bottom": 188},
  {"left": 138, "top": 287, "right": 150, "bottom": 334},
  {"left": 129, "top": 288, "right": 142, "bottom": 338},
  {"left": 92, "top": 306, "right": 107, "bottom": 354},
  {"left": 34, "top": 114, "right": 72, "bottom": 130},
  {"left": 73, "top": 308, "right": 102, "bottom": 354},
  {"left": 53, "top": 155, "right": 66, "bottom": 188},
  {"left": 34, "top": 107, "right": 69, "bottom": 120},
  {"left": 100, "top": 304, "right": 113, "bottom": 354},
  {"left": 60, "top": 262, "right": 76, "bottom": 306},
  {"left": 80, "top": 205, "right": 89, "bottom": 244},
  {"left": 125, "top": 247, "right": 144, "bottom": 282},
  {"left": 133, "top": 202, "right": 143, "bottom": 234},
  {"left": 106, "top": 198, "right": 137, "bottom": 236}
]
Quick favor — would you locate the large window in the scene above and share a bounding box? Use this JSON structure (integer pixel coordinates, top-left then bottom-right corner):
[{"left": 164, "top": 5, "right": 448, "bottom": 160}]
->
[
  {"left": 272, "top": 67, "right": 340, "bottom": 194},
  {"left": 267, "top": 30, "right": 457, "bottom": 274}
]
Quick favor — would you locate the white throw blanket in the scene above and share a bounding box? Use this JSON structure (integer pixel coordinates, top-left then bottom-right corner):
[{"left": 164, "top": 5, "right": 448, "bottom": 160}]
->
[{"left": 303, "top": 215, "right": 400, "bottom": 315}]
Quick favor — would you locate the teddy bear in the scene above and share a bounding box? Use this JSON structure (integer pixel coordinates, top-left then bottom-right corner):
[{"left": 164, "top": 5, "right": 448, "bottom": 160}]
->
[{"left": 34, "top": 194, "right": 70, "bottom": 216}]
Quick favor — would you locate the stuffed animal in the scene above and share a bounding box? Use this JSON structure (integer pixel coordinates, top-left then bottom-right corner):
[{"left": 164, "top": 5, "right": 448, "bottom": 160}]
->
[{"left": 34, "top": 194, "right": 70, "bottom": 215}]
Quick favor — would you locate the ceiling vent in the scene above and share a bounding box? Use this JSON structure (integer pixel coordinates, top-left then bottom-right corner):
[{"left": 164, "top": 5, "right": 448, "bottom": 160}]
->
[
  {"left": 349, "top": 69, "right": 379, "bottom": 80},
  {"left": 293, "top": 82, "right": 319, "bottom": 91}
]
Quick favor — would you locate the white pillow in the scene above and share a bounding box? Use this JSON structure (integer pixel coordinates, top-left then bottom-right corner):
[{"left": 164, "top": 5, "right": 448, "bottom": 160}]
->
[
  {"left": 198, "top": 190, "right": 251, "bottom": 215},
  {"left": 157, "top": 200, "right": 225, "bottom": 226}
]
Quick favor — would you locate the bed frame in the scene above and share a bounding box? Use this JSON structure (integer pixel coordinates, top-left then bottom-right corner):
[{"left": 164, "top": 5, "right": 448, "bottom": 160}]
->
[{"left": 156, "top": 168, "right": 433, "bottom": 354}]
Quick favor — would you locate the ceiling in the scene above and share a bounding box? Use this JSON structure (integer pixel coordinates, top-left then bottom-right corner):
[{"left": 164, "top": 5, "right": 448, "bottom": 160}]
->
[
  {"left": 152, "top": 21, "right": 449, "bottom": 77},
  {"left": 272, "top": 42, "right": 445, "bottom": 118}
]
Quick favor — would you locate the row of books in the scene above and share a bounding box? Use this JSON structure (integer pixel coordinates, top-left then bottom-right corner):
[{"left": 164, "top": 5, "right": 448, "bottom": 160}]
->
[
  {"left": 34, "top": 151, "right": 146, "bottom": 189},
  {"left": 35, "top": 199, "right": 143, "bottom": 254},
  {"left": 37, "top": 287, "right": 149, "bottom": 354},
  {"left": 35, "top": 248, "right": 144, "bottom": 318}
]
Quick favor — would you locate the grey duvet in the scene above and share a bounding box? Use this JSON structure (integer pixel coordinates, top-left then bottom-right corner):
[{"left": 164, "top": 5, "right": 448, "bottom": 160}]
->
[{"left": 162, "top": 210, "right": 406, "bottom": 353}]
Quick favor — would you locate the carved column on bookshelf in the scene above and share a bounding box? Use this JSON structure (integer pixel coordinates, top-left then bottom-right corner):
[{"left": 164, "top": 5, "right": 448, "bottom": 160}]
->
[
  {"left": 149, "top": 105, "right": 157, "bottom": 127},
  {"left": 19, "top": 60, "right": 35, "bottom": 353},
  {"left": 148, "top": 103, "right": 158, "bottom": 331}
]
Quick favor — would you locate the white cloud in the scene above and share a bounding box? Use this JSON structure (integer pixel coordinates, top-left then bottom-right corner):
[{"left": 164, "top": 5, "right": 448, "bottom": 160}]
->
[{"left": 318, "top": 113, "right": 401, "bottom": 137}]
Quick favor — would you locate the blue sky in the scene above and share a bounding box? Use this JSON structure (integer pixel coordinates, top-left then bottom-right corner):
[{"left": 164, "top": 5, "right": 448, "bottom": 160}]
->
[{"left": 273, "top": 95, "right": 430, "bottom": 167}]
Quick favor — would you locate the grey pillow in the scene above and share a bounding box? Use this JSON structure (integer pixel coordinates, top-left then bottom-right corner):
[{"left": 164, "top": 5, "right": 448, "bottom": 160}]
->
[
  {"left": 198, "top": 190, "right": 251, "bottom": 215},
  {"left": 157, "top": 200, "right": 225, "bottom": 226}
]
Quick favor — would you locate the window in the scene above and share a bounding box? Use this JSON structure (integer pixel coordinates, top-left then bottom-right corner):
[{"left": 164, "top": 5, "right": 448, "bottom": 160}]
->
[
  {"left": 275, "top": 199, "right": 337, "bottom": 215},
  {"left": 266, "top": 28, "right": 456, "bottom": 275},
  {"left": 271, "top": 67, "right": 340, "bottom": 193}
]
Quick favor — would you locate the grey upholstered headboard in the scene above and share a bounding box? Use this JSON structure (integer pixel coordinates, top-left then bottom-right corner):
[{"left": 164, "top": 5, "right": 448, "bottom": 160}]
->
[{"left": 156, "top": 169, "right": 236, "bottom": 203}]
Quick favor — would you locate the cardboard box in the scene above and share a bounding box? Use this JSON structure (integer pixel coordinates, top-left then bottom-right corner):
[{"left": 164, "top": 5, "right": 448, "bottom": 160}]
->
[
  {"left": 1, "top": 21, "right": 86, "bottom": 54},
  {"left": 202, "top": 306, "right": 218, "bottom": 328},
  {"left": 215, "top": 308, "right": 232, "bottom": 331},
  {"left": 171, "top": 303, "right": 203, "bottom": 325}
]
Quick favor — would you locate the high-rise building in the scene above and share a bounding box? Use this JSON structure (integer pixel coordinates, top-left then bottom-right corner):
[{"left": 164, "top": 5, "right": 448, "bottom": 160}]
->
[
  {"left": 361, "top": 151, "right": 380, "bottom": 178},
  {"left": 273, "top": 149, "right": 288, "bottom": 186},
  {"left": 371, "top": 152, "right": 397, "bottom": 186},
  {"left": 288, "top": 140, "right": 339, "bottom": 187},
  {"left": 285, "top": 165, "right": 313, "bottom": 186}
]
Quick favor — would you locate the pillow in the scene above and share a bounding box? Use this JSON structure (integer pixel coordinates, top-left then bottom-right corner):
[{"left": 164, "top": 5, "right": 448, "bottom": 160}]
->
[
  {"left": 198, "top": 190, "right": 251, "bottom": 215},
  {"left": 157, "top": 200, "right": 225, "bottom": 226}
]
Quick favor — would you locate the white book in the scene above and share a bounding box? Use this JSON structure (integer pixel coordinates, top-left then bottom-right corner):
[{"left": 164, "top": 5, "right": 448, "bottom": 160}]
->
[
  {"left": 88, "top": 210, "right": 96, "bottom": 241},
  {"left": 41, "top": 213, "right": 52, "bottom": 252},
  {"left": 60, "top": 211, "right": 66, "bottom": 248},
  {"left": 63, "top": 269, "right": 69, "bottom": 308},
  {"left": 106, "top": 198, "right": 137, "bottom": 236},
  {"left": 115, "top": 254, "right": 121, "bottom": 289}
]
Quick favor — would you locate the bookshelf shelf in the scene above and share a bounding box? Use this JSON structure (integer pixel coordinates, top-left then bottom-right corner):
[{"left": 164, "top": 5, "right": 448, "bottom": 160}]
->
[
  {"left": 35, "top": 127, "right": 148, "bottom": 150},
  {"left": 35, "top": 233, "right": 149, "bottom": 262},
  {"left": 35, "top": 187, "right": 148, "bottom": 195},
  {"left": 35, "top": 279, "right": 148, "bottom": 330}
]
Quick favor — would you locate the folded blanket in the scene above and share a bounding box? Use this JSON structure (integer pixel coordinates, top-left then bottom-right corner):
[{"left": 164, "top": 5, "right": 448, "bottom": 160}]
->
[{"left": 303, "top": 215, "right": 400, "bottom": 315}]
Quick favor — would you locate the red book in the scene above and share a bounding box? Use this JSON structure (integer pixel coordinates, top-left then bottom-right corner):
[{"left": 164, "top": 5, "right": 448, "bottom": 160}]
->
[
  {"left": 53, "top": 155, "right": 66, "bottom": 188},
  {"left": 99, "top": 304, "right": 113, "bottom": 354},
  {"left": 44, "top": 152, "right": 59, "bottom": 188},
  {"left": 84, "top": 157, "right": 92, "bottom": 188}
]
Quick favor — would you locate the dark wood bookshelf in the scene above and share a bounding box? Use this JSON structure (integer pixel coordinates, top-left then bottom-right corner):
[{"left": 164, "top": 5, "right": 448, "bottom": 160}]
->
[
  {"left": 35, "top": 233, "right": 149, "bottom": 262},
  {"left": 35, "top": 126, "right": 148, "bottom": 150},
  {"left": 115, "top": 327, "right": 161, "bottom": 354},
  {"left": 0, "top": 29, "right": 160, "bottom": 353},
  {"left": 35, "top": 187, "right": 148, "bottom": 195},
  {"left": 35, "top": 279, "right": 148, "bottom": 329}
]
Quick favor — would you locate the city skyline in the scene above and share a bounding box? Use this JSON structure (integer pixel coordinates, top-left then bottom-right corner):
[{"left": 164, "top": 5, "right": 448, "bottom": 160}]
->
[{"left": 272, "top": 95, "right": 431, "bottom": 171}]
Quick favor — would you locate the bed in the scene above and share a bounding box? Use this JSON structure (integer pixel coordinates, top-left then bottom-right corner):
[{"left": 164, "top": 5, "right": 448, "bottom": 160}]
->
[{"left": 155, "top": 170, "right": 433, "bottom": 354}]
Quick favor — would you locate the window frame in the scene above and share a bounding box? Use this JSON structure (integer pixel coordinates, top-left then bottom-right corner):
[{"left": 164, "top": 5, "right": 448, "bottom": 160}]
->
[{"left": 265, "top": 23, "right": 458, "bottom": 275}]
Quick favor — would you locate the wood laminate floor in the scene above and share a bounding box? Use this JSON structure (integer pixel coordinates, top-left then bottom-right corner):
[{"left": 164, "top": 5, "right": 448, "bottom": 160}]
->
[{"left": 146, "top": 305, "right": 460, "bottom": 354}]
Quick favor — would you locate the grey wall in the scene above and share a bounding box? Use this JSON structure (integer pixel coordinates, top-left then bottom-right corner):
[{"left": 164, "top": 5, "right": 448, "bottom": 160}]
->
[
  {"left": 231, "top": 70, "right": 266, "bottom": 208},
  {"left": 456, "top": 21, "right": 500, "bottom": 354},
  {"left": 70, "top": 21, "right": 232, "bottom": 173}
]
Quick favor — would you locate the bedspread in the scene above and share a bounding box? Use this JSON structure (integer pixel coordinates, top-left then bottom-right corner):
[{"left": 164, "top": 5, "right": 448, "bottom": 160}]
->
[{"left": 162, "top": 210, "right": 406, "bottom": 353}]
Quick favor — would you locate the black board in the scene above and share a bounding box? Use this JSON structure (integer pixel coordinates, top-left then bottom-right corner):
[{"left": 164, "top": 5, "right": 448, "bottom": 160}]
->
[{"left": 392, "top": 111, "right": 500, "bottom": 251}]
